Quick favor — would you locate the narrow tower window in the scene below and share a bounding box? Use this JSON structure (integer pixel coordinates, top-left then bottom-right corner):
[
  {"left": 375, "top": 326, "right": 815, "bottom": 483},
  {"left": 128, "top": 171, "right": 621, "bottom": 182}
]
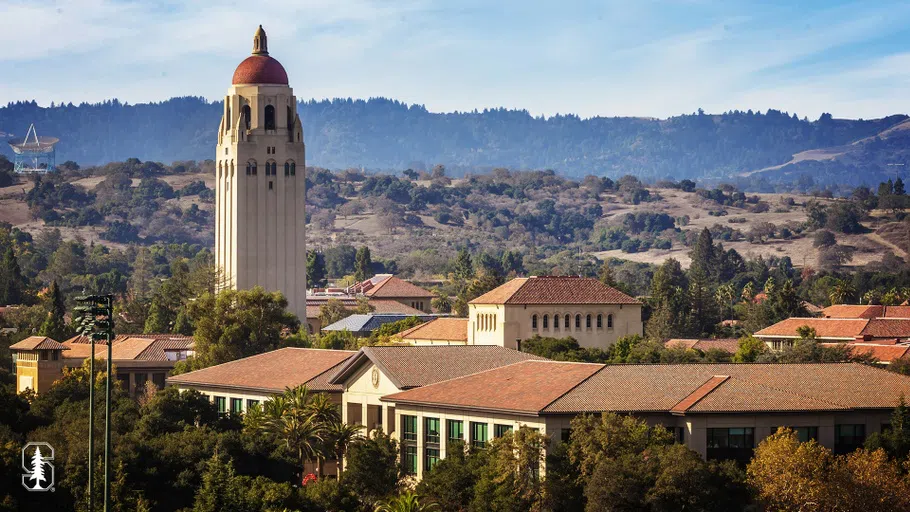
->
[
  {"left": 265, "top": 105, "right": 276, "bottom": 131},
  {"left": 290, "top": 162, "right": 296, "bottom": 176},
  {"left": 287, "top": 106, "right": 295, "bottom": 142},
  {"left": 242, "top": 105, "right": 251, "bottom": 131},
  {"left": 284, "top": 162, "right": 290, "bottom": 176}
]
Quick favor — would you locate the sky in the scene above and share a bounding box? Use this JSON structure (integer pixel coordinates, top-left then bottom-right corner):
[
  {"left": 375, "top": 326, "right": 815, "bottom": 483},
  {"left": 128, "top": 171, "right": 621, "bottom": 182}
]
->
[{"left": 2, "top": 0, "right": 910, "bottom": 120}]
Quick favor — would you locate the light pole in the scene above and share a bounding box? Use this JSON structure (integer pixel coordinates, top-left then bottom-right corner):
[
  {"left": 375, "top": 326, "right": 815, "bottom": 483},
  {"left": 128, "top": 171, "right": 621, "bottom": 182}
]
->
[{"left": 75, "top": 294, "right": 114, "bottom": 512}]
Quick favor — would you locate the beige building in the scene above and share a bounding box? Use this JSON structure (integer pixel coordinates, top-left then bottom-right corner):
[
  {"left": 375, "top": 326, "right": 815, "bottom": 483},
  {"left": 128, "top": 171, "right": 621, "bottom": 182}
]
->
[
  {"left": 347, "top": 275, "right": 436, "bottom": 313},
  {"left": 396, "top": 318, "right": 469, "bottom": 345},
  {"left": 11, "top": 337, "right": 68, "bottom": 393},
  {"left": 467, "top": 276, "right": 642, "bottom": 350},
  {"left": 216, "top": 25, "right": 306, "bottom": 320},
  {"left": 382, "top": 361, "right": 910, "bottom": 478},
  {"left": 326, "top": 346, "right": 542, "bottom": 435}
]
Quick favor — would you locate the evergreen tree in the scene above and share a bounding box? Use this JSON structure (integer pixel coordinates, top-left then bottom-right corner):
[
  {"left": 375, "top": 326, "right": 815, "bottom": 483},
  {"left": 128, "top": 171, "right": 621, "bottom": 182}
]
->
[
  {"left": 598, "top": 260, "right": 616, "bottom": 287},
  {"left": 688, "top": 267, "right": 718, "bottom": 336},
  {"left": 453, "top": 249, "right": 474, "bottom": 281},
  {"left": 0, "top": 247, "right": 24, "bottom": 305},
  {"left": 768, "top": 279, "right": 806, "bottom": 323},
  {"left": 896, "top": 178, "right": 906, "bottom": 196},
  {"left": 500, "top": 250, "right": 524, "bottom": 276},
  {"left": 144, "top": 295, "right": 171, "bottom": 333},
  {"left": 689, "top": 228, "right": 717, "bottom": 282},
  {"left": 306, "top": 250, "right": 327, "bottom": 288},
  {"left": 354, "top": 246, "right": 372, "bottom": 282},
  {"left": 39, "top": 280, "right": 67, "bottom": 340}
]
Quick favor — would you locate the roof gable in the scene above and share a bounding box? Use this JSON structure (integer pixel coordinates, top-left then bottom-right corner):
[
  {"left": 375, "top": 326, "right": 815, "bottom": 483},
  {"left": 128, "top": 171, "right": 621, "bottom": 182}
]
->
[
  {"left": 364, "top": 276, "right": 434, "bottom": 298},
  {"left": 397, "top": 318, "right": 468, "bottom": 342},
  {"left": 10, "top": 336, "right": 67, "bottom": 351}
]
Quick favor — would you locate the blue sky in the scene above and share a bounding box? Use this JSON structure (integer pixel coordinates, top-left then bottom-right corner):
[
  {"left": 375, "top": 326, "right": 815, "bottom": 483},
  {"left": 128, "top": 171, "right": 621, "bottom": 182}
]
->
[{"left": 2, "top": 0, "right": 910, "bottom": 119}]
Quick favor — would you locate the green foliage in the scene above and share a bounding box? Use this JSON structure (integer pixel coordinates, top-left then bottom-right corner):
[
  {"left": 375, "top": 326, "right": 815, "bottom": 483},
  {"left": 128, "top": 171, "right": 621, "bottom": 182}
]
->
[
  {"left": 865, "top": 397, "right": 910, "bottom": 461},
  {"left": 320, "top": 298, "right": 352, "bottom": 327},
  {"left": 375, "top": 491, "right": 441, "bottom": 512},
  {"left": 306, "top": 250, "right": 328, "bottom": 288},
  {"left": 38, "top": 280, "right": 68, "bottom": 340},
  {"left": 733, "top": 336, "right": 768, "bottom": 363},
  {"left": 355, "top": 246, "right": 373, "bottom": 282},
  {"left": 344, "top": 430, "right": 400, "bottom": 506}
]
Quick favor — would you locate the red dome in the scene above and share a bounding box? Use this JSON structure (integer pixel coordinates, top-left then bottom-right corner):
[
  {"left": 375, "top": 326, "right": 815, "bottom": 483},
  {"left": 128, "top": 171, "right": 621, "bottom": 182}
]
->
[{"left": 232, "top": 55, "right": 288, "bottom": 85}]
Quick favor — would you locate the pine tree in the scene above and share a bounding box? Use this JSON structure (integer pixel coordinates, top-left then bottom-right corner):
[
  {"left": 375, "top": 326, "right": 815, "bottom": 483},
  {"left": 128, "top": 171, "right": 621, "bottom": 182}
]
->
[
  {"left": 453, "top": 249, "right": 474, "bottom": 281},
  {"left": 597, "top": 260, "right": 616, "bottom": 287},
  {"left": 39, "top": 280, "right": 67, "bottom": 340},
  {"left": 689, "top": 228, "right": 717, "bottom": 282},
  {"left": 144, "top": 295, "right": 170, "bottom": 333},
  {"left": 28, "top": 446, "right": 46, "bottom": 489},
  {"left": 0, "top": 247, "right": 24, "bottom": 305},
  {"left": 354, "top": 246, "right": 372, "bottom": 282},
  {"left": 896, "top": 178, "right": 906, "bottom": 196},
  {"left": 306, "top": 250, "right": 327, "bottom": 288}
]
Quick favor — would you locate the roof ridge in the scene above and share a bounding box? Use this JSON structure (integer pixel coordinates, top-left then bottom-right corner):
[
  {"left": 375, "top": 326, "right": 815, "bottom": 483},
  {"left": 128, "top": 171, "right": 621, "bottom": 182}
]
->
[
  {"left": 169, "top": 346, "right": 297, "bottom": 380},
  {"left": 670, "top": 375, "right": 729, "bottom": 413},
  {"left": 537, "top": 362, "right": 608, "bottom": 412}
]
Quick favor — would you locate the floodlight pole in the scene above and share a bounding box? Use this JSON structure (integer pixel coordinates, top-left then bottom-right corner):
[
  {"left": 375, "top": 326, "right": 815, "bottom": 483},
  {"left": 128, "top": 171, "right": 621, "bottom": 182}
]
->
[
  {"left": 88, "top": 334, "right": 95, "bottom": 512},
  {"left": 102, "top": 295, "right": 113, "bottom": 512}
]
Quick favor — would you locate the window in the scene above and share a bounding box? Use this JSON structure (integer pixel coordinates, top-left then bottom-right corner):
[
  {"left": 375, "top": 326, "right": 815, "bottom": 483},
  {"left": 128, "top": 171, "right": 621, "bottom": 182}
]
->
[
  {"left": 247, "top": 160, "right": 257, "bottom": 176},
  {"left": 607, "top": 314, "right": 614, "bottom": 328},
  {"left": 402, "top": 415, "right": 418, "bottom": 442},
  {"left": 264, "top": 105, "right": 276, "bottom": 130},
  {"left": 152, "top": 372, "right": 165, "bottom": 389},
  {"left": 284, "top": 162, "right": 290, "bottom": 176},
  {"left": 447, "top": 420, "right": 464, "bottom": 444},
  {"left": 596, "top": 314, "right": 603, "bottom": 328},
  {"left": 835, "top": 424, "right": 866, "bottom": 454},
  {"left": 116, "top": 373, "right": 130, "bottom": 390},
  {"left": 543, "top": 315, "right": 549, "bottom": 329},
  {"left": 532, "top": 315, "right": 538, "bottom": 330},
  {"left": 706, "top": 427, "right": 754, "bottom": 462},
  {"left": 268, "top": 181, "right": 273, "bottom": 190},
  {"left": 215, "top": 396, "right": 227, "bottom": 416},
  {"left": 575, "top": 314, "right": 581, "bottom": 329},
  {"left": 290, "top": 162, "right": 296, "bottom": 176},
  {"left": 586, "top": 314, "right": 592, "bottom": 328},
  {"left": 247, "top": 399, "right": 259, "bottom": 410},
  {"left": 565, "top": 314, "right": 571, "bottom": 330},
  {"left": 231, "top": 398, "right": 243, "bottom": 415},
  {"left": 135, "top": 372, "right": 148, "bottom": 390},
  {"left": 471, "top": 422, "right": 488, "bottom": 449},
  {"left": 772, "top": 426, "right": 818, "bottom": 443},
  {"left": 425, "top": 417, "right": 441, "bottom": 444},
  {"left": 271, "top": 162, "right": 278, "bottom": 175},
  {"left": 561, "top": 428, "right": 572, "bottom": 442},
  {"left": 266, "top": 146, "right": 271, "bottom": 154},
  {"left": 425, "top": 448, "right": 440, "bottom": 472},
  {"left": 553, "top": 315, "right": 559, "bottom": 329},
  {"left": 241, "top": 105, "right": 251, "bottom": 130},
  {"left": 40, "top": 351, "right": 48, "bottom": 361},
  {"left": 666, "top": 426, "right": 685, "bottom": 443},
  {"left": 494, "top": 424, "right": 513, "bottom": 438},
  {"left": 403, "top": 446, "right": 418, "bottom": 475},
  {"left": 287, "top": 106, "right": 295, "bottom": 141}
]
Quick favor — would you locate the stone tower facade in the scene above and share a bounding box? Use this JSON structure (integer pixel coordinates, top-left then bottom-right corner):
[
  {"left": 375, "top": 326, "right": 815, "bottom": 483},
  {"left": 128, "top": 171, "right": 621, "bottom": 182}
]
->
[{"left": 215, "top": 25, "right": 306, "bottom": 319}]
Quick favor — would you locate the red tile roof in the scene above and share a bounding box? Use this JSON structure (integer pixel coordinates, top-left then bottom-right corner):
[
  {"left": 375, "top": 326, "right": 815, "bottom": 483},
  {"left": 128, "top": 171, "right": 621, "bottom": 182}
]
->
[
  {"left": 304, "top": 299, "right": 424, "bottom": 319},
  {"left": 381, "top": 360, "right": 603, "bottom": 414},
  {"left": 820, "top": 343, "right": 910, "bottom": 363},
  {"left": 58, "top": 335, "right": 194, "bottom": 362},
  {"left": 10, "top": 336, "right": 68, "bottom": 351},
  {"left": 383, "top": 362, "right": 910, "bottom": 416},
  {"left": 328, "top": 345, "right": 543, "bottom": 389},
  {"left": 167, "top": 348, "right": 355, "bottom": 393},
  {"left": 754, "top": 318, "right": 870, "bottom": 339},
  {"left": 363, "top": 276, "right": 434, "bottom": 299},
  {"left": 470, "top": 276, "right": 640, "bottom": 305},
  {"left": 665, "top": 339, "right": 740, "bottom": 353},
  {"left": 861, "top": 319, "right": 910, "bottom": 338},
  {"left": 821, "top": 305, "right": 880, "bottom": 319},
  {"left": 397, "top": 318, "right": 468, "bottom": 343},
  {"left": 232, "top": 55, "right": 288, "bottom": 85}
]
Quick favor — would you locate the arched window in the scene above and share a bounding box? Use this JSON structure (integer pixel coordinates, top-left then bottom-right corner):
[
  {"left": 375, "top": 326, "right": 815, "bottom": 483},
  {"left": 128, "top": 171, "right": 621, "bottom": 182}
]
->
[
  {"left": 543, "top": 315, "right": 549, "bottom": 329},
  {"left": 290, "top": 162, "right": 296, "bottom": 176},
  {"left": 532, "top": 315, "right": 538, "bottom": 329},
  {"left": 241, "top": 105, "right": 251, "bottom": 131},
  {"left": 597, "top": 314, "right": 603, "bottom": 329},
  {"left": 565, "top": 314, "right": 571, "bottom": 330},
  {"left": 271, "top": 162, "right": 277, "bottom": 175},
  {"left": 575, "top": 314, "right": 581, "bottom": 329},
  {"left": 608, "top": 314, "right": 614, "bottom": 328},
  {"left": 284, "top": 162, "right": 290, "bottom": 176},
  {"left": 247, "top": 160, "right": 257, "bottom": 176},
  {"left": 554, "top": 314, "right": 559, "bottom": 329},
  {"left": 586, "top": 314, "right": 592, "bottom": 329},
  {"left": 264, "top": 105, "right": 276, "bottom": 130}
]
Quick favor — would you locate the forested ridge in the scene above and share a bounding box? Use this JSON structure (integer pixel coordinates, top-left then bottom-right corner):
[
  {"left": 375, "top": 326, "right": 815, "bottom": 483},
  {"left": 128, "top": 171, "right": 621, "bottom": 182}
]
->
[{"left": 2, "top": 98, "right": 906, "bottom": 183}]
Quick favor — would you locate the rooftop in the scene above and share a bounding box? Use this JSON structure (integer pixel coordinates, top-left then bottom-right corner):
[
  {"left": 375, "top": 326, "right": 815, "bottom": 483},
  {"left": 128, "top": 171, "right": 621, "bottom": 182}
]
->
[
  {"left": 382, "top": 361, "right": 910, "bottom": 416},
  {"left": 821, "top": 304, "right": 910, "bottom": 319},
  {"left": 351, "top": 275, "right": 434, "bottom": 299},
  {"left": 469, "top": 276, "right": 640, "bottom": 305},
  {"left": 10, "top": 336, "right": 68, "bottom": 351},
  {"left": 328, "top": 345, "right": 544, "bottom": 389},
  {"left": 321, "top": 313, "right": 436, "bottom": 334},
  {"left": 167, "top": 347, "right": 355, "bottom": 393},
  {"left": 396, "top": 318, "right": 469, "bottom": 343},
  {"left": 60, "top": 336, "right": 194, "bottom": 362},
  {"left": 755, "top": 317, "right": 910, "bottom": 340},
  {"left": 665, "top": 338, "right": 740, "bottom": 353}
]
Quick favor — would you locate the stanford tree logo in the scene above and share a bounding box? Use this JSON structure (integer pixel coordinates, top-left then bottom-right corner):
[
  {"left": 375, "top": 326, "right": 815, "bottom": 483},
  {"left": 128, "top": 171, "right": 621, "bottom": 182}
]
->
[{"left": 21, "top": 442, "right": 55, "bottom": 492}]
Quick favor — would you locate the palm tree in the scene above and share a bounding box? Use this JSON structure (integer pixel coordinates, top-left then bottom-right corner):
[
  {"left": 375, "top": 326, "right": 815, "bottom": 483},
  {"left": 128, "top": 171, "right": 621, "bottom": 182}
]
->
[
  {"left": 252, "top": 386, "right": 325, "bottom": 476},
  {"left": 829, "top": 279, "right": 856, "bottom": 305},
  {"left": 374, "top": 492, "right": 440, "bottom": 512},
  {"left": 326, "top": 420, "right": 363, "bottom": 480}
]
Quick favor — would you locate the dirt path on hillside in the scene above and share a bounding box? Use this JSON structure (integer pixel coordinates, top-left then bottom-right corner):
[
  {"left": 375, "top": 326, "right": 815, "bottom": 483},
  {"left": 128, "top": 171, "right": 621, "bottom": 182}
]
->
[{"left": 867, "top": 232, "right": 908, "bottom": 259}]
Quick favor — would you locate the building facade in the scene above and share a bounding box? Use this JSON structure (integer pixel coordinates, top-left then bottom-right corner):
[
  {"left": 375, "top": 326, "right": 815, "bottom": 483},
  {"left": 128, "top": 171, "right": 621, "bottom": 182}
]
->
[
  {"left": 216, "top": 25, "right": 306, "bottom": 320},
  {"left": 467, "top": 276, "right": 643, "bottom": 350}
]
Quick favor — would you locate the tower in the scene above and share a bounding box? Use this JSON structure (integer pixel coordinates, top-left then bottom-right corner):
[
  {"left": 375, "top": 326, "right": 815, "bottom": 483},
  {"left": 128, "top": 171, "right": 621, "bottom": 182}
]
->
[{"left": 216, "top": 25, "right": 306, "bottom": 319}]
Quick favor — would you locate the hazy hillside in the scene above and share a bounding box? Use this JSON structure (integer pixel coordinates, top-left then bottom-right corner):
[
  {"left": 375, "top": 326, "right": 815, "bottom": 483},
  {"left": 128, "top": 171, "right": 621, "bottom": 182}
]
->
[{"left": 2, "top": 98, "right": 907, "bottom": 185}]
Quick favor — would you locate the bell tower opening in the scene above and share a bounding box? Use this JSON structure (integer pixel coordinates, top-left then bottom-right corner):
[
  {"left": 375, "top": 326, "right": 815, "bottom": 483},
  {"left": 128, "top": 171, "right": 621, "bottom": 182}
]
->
[
  {"left": 252, "top": 25, "right": 268, "bottom": 55},
  {"left": 264, "top": 105, "right": 276, "bottom": 131}
]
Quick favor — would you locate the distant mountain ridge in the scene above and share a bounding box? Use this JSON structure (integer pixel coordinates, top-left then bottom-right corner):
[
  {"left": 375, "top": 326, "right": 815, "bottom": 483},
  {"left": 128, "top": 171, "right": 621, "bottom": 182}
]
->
[{"left": 1, "top": 97, "right": 907, "bottom": 186}]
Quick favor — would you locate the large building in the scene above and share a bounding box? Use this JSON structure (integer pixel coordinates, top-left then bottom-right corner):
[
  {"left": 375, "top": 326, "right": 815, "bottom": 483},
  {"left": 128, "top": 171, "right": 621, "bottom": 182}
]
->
[
  {"left": 467, "top": 276, "right": 642, "bottom": 350},
  {"left": 216, "top": 26, "right": 306, "bottom": 320}
]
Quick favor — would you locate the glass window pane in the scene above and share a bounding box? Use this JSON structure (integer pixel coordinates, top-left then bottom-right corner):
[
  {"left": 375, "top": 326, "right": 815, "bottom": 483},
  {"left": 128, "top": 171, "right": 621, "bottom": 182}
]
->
[
  {"left": 426, "top": 417, "right": 440, "bottom": 444},
  {"left": 448, "top": 420, "right": 463, "bottom": 442}
]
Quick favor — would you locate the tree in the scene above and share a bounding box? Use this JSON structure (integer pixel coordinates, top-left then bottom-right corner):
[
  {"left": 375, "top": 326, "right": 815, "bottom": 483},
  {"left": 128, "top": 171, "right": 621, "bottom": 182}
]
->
[
  {"left": 829, "top": 279, "right": 856, "bottom": 305},
  {"left": 354, "top": 296, "right": 374, "bottom": 314},
  {"left": 733, "top": 336, "right": 768, "bottom": 362},
  {"left": 325, "top": 421, "right": 363, "bottom": 479},
  {"left": 320, "top": 298, "right": 352, "bottom": 327},
  {"left": 0, "top": 247, "right": 24, "bottom": 305},
  {"left": 27, "top": 445, "right": 46, "bottom": 490},
  {"left": 688, "top": 228, "right": 717, "bottom": 280},
  {"left": 865, "top": 398, "right": 910, "bottom": 461},
  {"left": 471, "top": 428, "right": 547, "bottom": 511},
  {"left": 813, "top": 230, "right": 836, "bottom": 248},
  {"left": 452, "top": 249, "right": 474, "bottom": 281},
  {"left": 375, "top": 491, "right": 440, "bottom": 512},
  {"left": 896, "top": 178, "right": 906, "bottom": 196},
  {"left": 307, "top": 251, "right": 327, "bottom": 288},
  {"left": 344, "top": 430, "right": 400, "bottom": 506},
  {"left": 355, "top": 246, "right": 372, "bottom": 282},
  {"left": 417, "top": 442, "right": 483, "bottom": 512},
  {"left": 431, "top": 290, "right": 452, "bottom": 314},
  {"left": 598, "top": 260, "right": 616, "bottom": 287},
  {"left": 767, "top": 279, "right": 806, "bottom": 323},
  {"left": 186, "top": 287, "right": 299, "bottom": 368},
  {"left": 244, "top": 385, "right": 326, "bottom": 477},
  {"left": 38, "top": 280, "right": 67, "bottom": 340}
]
